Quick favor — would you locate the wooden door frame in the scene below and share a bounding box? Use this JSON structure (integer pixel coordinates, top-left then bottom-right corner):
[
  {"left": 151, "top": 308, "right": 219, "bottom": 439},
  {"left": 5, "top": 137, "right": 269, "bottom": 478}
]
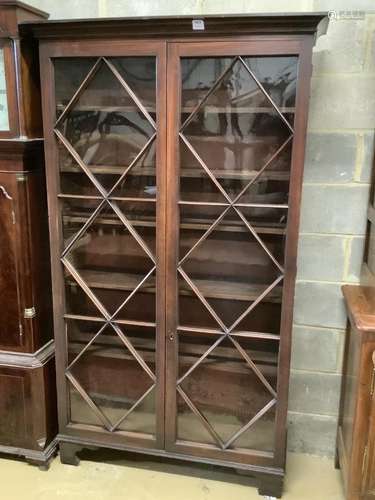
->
[
  {"left": 39, "top": 38, "right": 168, "bottom": 451},
  {"left": 164, "top": 35, "right": 314, "bottom": 470}
]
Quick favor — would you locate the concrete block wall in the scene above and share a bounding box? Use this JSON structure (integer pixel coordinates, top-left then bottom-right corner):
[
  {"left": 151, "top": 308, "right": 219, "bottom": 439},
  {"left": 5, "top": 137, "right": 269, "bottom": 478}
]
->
[
  {"left": 289, "top": 0, "right": 375, "bottom": 455},
  {"left": 24, "top": 0, "right": 375, "bottom": 456}
]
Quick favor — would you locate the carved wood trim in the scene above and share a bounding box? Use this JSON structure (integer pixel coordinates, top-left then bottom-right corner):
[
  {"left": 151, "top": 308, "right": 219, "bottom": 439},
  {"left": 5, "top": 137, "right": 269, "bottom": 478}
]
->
[
  {"left": 343, "top": 285, "right": 375, "bottom": 332},
  {"left": 0, "top": 339, "right": 55, "bottom": 368},
  {"left": 20, "top": 14, "right": 328, "bottom": 40}
]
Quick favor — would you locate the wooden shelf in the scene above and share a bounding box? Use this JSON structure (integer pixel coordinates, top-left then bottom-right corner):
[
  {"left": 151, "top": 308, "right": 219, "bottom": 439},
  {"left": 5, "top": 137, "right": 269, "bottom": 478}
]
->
[
  {"left": 57, "top": 104, "right": 157, "bottom": 114},
  {"left": 182, "top": 106, "right": 295, "bottom": 114},
  {"left": 67, "top": 270, "right": 152, "bottom": 292},
  {"left": 189, "top": 278, "right": 282, "bottom": 303},
  {"left": 62, "top": 211, "right": 286, "bottom": 235},
  {"left": 181, "top": 168, "right": 289, "bottom": 181},
  {"left": 66, "top": 269, "right": 282, "bottom": 303},
  {"left": 185, "top": 135, "right": 287, "bottom": 144},
  {"left": 60, "top": 164, "right": 152, "bottom": 176},
  {"left": 57, "top": 103, "right": 295, "bottom": 115},
  {"left": 69, "top": 333, "right": 278, "bottom": 370},
  {"left": 60, "top": 163, "right": 289, "bottom": 182}
]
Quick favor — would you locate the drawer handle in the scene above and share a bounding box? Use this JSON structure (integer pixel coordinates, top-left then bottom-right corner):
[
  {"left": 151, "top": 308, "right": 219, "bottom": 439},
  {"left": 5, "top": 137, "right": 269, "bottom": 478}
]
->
[{"left": 0, "top": 185, "right": 12, "bottom": 200}]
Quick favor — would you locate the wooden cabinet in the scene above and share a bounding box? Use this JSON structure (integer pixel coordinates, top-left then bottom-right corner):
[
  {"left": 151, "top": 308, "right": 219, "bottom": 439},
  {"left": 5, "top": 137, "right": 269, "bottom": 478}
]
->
[
  {"left": 0, "top": 1, "right": 57, "bottom": 467},
  {"left": 26, "top": 13, "right": 326, "bottom": 496},
  {"left": 337, "top": 287, "right": 375, "bottom": 500},
  {"left": 336, "top": 80, "right": 375, "bottom": 499}
]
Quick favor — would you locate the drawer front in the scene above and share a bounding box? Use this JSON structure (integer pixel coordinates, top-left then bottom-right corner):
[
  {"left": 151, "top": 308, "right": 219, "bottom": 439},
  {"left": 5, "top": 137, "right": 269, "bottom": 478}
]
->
[{"left": 0, "top": 370, "right": 28, "bottom": 447}]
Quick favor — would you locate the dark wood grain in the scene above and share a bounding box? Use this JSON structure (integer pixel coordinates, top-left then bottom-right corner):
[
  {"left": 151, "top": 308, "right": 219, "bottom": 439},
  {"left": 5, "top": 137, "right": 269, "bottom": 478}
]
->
[
  {"left": 20, "top": 13, "right": 327, "bottom": 40},
  {"left": 0, "top": 142, "right": 52, "bottom": 353},
  {"left": 0, "top": 172, "right": 21, "bottom": 348},
  {"left": 337, "top": 285, "right": 375, "bottom": 500},
  {"left": 0, "top": 1, "right": 56, "bottom": 468}
]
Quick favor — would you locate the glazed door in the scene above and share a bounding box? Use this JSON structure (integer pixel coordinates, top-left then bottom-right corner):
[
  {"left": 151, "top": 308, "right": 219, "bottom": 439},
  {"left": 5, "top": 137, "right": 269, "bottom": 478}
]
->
[
  {"left": 42, "top": 42, "right": 167, "bottom": 449},
  {"left": 165, "top": 40, "right": 309, "bottom": 466}
]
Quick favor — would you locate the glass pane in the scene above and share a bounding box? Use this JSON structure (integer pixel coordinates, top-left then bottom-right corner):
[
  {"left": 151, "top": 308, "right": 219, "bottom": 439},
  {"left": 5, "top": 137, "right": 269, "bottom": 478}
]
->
[
  {"left": 242, "top": 56, "right": 298, "bottom": 126},
  {"left": 54, "top": 58, "right": 97, "bottom": 116},
  {"left": 55, "top": 56, "right": 158, "bottom": 435},
  {"left": 67, "top": 319, "right": 156, "bottom": 435},
  {"left": 0, "top": 44, "right": 9, "bottom": 131},
  {"left": 58, "top": 138, "right": 156, "bottom": 198},
  {"left": 109, "top": 57, "right": 156, "bottom": 111},
  {"left": 181, "top": 57, "right": 233, "bottom": 110},
  {"left": 179, "top": 207, "right": 283, "bottom": 329},
  {"left": 181, "top": 57, "right": 295, "bottom": 202},
  {"left": 62, "top": 199, "right": 155, "bottom": 318},
  {"left": 177, "top": 333, "right": 277, "bottom": 451},
  {"left": 56, "top": 58, "right": 155, "bottom": 192}
]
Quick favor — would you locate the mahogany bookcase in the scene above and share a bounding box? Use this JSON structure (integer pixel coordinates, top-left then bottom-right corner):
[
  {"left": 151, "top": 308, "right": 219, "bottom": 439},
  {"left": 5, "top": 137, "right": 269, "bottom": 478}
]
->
[{"left": 22, "top": 13, "right": 326, "bottom": 496}]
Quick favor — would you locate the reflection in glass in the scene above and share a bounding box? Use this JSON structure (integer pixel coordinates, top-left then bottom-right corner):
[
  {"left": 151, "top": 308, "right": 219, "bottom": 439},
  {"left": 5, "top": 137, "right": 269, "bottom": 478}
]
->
[
  {"left": 179, "top": 207, "right": 284, "bottom": 329},
  {"left": 67, "top": 319, "right": 156, "bottom": 434},
  {"left": 0, "top": 45, "right": 9, "bottom": 131},
  {"left": 58, "top": 138, "right": 156, "bottom": 198},
  {"left": 177, "top": 333, "right": 277, "bottom": 451},
  {"left": 181, "top": 56, "right": 296, "bottom": 202},
  {"left": 57, "top": 62, "right": 154, "bottom": 167},
  {"left": 55, "top": 56, "right": 158, "bottom": 436},
  {"left": 54, "top": 58, "right": 97, "bottom": 116},
  {"left": 61, "top": 198, "right": 155, "bottom": 319}
]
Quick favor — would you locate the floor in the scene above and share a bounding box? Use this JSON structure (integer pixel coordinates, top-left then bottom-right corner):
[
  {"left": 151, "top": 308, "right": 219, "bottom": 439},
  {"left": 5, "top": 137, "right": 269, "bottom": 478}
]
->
[{"left": 0, "top": 450, "right": 344, "bottom": 500}]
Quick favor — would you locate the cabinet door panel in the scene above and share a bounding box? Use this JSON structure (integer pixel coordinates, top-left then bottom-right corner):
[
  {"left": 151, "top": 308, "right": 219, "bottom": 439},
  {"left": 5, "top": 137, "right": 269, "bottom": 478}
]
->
[
  {"left": 49, "top": 47, "right": 166, "bottom": 449},
  {"left": 0, "top": 174, "right": 22, "bottom": 348},
  {"left": 0, "top": 372, "right": 27, "bottom": 447},
  {"left": 166, "top": 41, "right": 305, "bottom": 466}
]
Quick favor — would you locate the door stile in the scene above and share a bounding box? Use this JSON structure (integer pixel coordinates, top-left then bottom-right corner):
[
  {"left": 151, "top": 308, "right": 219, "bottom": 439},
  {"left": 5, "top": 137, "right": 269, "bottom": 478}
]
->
[
  {"left": 39, "top": 41, "right": 69, "bottom": 431},
  {"left": 40, "top": 40, "right": 168, "bottom": 449},
  {"left": 272, "top": 35, "right": 314, "bottom": 467},
  {"left": 155, "top": 41, "right": 168, "bottom": 449},
  {"left": 165, "top": 41, "right": 181, "bottom": 450}
]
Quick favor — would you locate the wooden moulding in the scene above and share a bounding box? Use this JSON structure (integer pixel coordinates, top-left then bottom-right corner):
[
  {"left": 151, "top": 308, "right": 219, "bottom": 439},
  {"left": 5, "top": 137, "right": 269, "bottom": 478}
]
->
[
  {"left": 342, "top": 285, "right": 375, "bottom": 333},
  {"left": 337, "top": 285, "right": 375, "bottom": 499},
  {"left": 0, "top": 1, "right": 48, "bottom": 38},
  {"left": 0, "top": 138, "right": 44, "bottom": 171},
  {"left": 0, "top": 339, "right": 54, "bottom": 368},
  {"left": 0, "top": 351, "right": 58, "bottom": 469},
  {"left": 20, "top": 13, "right": 328, "bottom": 40}
]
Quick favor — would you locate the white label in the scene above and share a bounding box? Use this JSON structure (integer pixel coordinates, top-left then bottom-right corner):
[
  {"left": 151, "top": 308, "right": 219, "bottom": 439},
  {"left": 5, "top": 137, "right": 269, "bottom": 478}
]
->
[{"left": 192, "top": 19, "right": 205, "bottom": 31}]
